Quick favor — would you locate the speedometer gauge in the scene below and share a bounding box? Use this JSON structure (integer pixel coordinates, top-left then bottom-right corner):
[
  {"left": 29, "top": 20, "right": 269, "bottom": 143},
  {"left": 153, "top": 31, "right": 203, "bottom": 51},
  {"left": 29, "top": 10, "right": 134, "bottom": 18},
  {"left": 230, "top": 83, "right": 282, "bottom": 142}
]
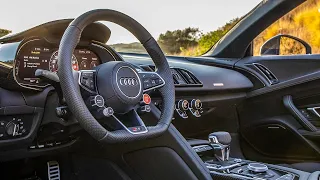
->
[{"left": 49, "top": 51, "right": 79, "bottom": 72}]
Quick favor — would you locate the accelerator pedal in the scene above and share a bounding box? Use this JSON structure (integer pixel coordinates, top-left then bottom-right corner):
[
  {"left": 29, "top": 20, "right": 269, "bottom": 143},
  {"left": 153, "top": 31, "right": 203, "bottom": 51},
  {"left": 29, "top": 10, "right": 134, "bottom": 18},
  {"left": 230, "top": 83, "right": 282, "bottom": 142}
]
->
[{"left": 47, "top": 161, "right": 60, "bottom": 180}]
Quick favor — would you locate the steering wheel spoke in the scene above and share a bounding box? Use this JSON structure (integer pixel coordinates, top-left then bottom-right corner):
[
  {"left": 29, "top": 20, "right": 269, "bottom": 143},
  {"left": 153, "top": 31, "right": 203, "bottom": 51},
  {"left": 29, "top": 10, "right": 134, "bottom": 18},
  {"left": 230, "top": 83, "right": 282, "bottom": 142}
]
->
[
  {"left": 112, "top": 110, "right": 148, "bottom": 134},
  {"left": 139, "top": 71, "right": 165, "bottom": 92},
  {"left": 78, "top": 70, "right": 98, "bottom": 94}
]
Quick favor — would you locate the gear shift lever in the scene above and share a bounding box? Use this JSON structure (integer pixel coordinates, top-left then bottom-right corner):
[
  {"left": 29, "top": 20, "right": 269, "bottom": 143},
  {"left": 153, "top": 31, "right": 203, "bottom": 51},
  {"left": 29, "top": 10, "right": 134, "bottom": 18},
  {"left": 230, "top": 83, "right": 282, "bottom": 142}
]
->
[{"left": 208, "top": 132, "right": 231, "bottom": 161}]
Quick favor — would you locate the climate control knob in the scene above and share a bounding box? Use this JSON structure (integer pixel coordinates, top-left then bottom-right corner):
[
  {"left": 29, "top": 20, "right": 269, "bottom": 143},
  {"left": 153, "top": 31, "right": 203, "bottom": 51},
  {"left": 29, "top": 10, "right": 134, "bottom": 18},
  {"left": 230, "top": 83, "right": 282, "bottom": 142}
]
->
[
  {"left": 190, "top": 99, "right": 202, "bottom": 110},
  {"left": 6, "top": 121, "right": 19, "bottom": 137},
  {"left": 175, "top": 100, "right": 189, "bottom": 119},
  {"left": 177, "top": 100, "right": 189, "bottom": 111},
  {"left": 189, "top": 99, "right": 202, "bottom": 118}
]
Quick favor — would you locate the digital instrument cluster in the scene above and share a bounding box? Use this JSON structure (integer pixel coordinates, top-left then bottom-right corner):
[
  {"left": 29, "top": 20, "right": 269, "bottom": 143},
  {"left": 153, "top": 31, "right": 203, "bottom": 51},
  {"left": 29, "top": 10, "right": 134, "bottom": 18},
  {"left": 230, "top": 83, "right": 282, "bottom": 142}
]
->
[{"left": 15, "top": 40, "right": 100, "bottom": 87}]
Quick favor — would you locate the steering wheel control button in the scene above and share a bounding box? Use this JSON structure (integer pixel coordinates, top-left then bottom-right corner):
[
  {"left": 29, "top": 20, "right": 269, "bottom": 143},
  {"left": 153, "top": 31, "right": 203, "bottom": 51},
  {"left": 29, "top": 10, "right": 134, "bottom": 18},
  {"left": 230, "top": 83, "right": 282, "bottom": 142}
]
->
[
  {"left": 138, "top": 105, "right": 151, "bottom": 115},
  {"left": 143, "top": 79, "right": 151, "bottom": 89},
  {"left": 102, "top": 107, "right": 114, "bottom": 117},
  {"left": 155, "top": 78, "right": 163, "bottom": 85},
  {"left": 79, "top": 71, "right": 96, "bottom": 92},
  {"left": 139, "top": 72, "right": 165, "bottom": 92},
  {"left": 92, "top": 107, "right": 114, "bottom": 119},
  {"left": 143, "top": 94, "right": 151, "bottom": 105},
  {"left": 88, "top": 95, "right": 105, "bottom": 108},
  {"left": 128, "top": 126, "right": 147, "bottom": 133},
  {"left": 248, "top": 163, "right": 269, "bottom": 173}
]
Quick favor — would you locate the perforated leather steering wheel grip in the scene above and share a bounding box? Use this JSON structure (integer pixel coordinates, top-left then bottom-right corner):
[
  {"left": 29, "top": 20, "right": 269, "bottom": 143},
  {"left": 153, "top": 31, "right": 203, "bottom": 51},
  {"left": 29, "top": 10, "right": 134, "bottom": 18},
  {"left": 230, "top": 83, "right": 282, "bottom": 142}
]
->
[{"left": 58, "top": 9, "right": 175, "bottom": 143}]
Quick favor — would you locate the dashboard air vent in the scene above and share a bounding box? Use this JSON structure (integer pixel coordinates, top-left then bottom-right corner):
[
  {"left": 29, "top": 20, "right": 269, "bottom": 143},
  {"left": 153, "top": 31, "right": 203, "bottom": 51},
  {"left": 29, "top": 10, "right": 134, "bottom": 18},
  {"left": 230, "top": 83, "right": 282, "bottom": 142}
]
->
[
  {"left": 253, "top": 63, "right": 279, "bottom": 85},
  {"left": 171, "top": 69, "right": 186, "bottom": 85},
  {"left": 171, "top": 68, "right": 202, "bottom": 87},
  {"left": 139, "top": 65, "right": 202, "bottom": 87}
]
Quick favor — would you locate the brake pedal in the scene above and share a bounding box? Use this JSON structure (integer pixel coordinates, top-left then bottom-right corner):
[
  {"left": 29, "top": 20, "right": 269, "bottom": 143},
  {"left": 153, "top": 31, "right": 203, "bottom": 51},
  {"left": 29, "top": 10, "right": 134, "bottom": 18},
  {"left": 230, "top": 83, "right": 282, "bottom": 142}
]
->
[{"left": 47, "top": 161, "right": 60, "bottom": 180}]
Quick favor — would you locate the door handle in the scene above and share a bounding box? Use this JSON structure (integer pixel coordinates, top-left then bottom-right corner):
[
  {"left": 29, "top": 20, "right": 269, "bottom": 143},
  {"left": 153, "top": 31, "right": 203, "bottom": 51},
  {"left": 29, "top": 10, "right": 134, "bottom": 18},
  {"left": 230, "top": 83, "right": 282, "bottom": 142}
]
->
[
  {"left": 283, "top": 95, "right": 317, "bottom": 132},
  {"left": 307, "top": 107, "right": 320, "bottom": 118}
]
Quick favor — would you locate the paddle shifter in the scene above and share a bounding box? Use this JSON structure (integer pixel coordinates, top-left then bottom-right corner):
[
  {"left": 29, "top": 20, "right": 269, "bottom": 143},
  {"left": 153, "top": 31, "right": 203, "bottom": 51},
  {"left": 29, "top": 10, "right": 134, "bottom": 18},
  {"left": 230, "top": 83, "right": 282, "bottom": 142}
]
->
[{"left": 208, "top": 131, "right": 231, "bottom": 161}]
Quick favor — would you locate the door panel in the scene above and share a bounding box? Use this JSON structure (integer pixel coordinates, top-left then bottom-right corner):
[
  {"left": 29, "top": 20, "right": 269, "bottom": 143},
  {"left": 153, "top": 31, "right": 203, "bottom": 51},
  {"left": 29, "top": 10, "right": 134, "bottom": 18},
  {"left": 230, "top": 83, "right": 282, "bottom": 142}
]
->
[{"left": 235, "top": 54, "right": 320, "bottom": 163}]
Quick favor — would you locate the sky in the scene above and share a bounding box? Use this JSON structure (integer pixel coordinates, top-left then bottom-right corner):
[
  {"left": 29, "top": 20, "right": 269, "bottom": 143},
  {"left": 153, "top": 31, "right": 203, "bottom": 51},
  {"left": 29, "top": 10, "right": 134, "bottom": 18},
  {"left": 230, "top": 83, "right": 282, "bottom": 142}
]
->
[{"left": 0, "top": 0, "right": 261, "bottom": 44}]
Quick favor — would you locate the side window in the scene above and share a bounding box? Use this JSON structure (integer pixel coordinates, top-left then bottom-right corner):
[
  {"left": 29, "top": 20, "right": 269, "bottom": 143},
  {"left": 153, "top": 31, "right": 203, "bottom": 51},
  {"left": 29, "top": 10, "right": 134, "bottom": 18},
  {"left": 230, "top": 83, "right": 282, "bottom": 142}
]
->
[{"left": 253, "top": 0, "right": 318, "bottom": 56}]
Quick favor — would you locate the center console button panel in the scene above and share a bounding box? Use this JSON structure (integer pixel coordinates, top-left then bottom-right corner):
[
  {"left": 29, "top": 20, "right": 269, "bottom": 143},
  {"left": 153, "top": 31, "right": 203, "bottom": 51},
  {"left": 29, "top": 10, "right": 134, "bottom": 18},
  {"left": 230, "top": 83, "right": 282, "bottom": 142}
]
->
[
  {"left": 231, "top": 164, "right": 277, "bottom": 179},
  {"left": 189, "top": 132, "right": 298, "bottom": 180},
  {"left": 204, "top": 158, "right": 296, "bottom": 180}
]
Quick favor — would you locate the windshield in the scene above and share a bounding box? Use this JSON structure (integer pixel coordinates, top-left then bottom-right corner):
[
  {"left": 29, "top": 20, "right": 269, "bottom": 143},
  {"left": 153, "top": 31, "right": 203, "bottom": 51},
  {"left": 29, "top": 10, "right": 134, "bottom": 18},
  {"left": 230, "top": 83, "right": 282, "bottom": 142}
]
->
[{"left": 0, "top": 0, "right": 260, "bottom": 57}]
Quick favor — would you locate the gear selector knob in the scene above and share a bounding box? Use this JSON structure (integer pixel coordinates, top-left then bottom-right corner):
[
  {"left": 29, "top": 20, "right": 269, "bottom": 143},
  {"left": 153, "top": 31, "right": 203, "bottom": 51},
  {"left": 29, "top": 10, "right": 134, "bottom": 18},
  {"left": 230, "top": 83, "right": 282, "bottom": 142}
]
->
[
  {"left": 208, "top": 131, "right": 231, "bottom": 161},
  {"left": 209, "top": 132, "right": 231, "bottom": 145}
]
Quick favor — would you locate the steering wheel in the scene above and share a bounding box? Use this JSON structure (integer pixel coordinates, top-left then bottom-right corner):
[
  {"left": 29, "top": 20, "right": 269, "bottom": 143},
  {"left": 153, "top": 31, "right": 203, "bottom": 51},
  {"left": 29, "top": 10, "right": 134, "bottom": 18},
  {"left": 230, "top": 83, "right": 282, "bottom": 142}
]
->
[{"left": 57, "top": 9, "right": 175, "bottom": 143}]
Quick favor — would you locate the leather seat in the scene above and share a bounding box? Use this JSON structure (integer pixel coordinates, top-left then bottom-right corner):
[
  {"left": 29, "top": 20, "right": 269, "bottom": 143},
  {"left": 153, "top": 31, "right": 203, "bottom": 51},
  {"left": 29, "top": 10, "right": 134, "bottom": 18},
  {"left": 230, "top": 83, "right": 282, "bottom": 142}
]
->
[{"left": 280, "top": 163, "right": 320, "bottom": 173}]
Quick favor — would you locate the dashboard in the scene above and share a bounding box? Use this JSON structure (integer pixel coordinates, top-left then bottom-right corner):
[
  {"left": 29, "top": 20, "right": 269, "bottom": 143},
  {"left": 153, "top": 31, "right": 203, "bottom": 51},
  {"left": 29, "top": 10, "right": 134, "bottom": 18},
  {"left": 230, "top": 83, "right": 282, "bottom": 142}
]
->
[
  {"left": 0, "top": 19, "right": 254, "bottom": 161},
  {"left": 14, "top": 39, "right": 101, "bottom": 88}
]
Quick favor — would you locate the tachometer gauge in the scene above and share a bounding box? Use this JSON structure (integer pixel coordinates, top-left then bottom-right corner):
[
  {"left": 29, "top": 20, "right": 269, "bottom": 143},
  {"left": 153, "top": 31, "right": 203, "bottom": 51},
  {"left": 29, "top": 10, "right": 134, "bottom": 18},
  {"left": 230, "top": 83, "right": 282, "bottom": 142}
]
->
[{"left": 49, "top": 51, "right": 79, "bottom": 72}]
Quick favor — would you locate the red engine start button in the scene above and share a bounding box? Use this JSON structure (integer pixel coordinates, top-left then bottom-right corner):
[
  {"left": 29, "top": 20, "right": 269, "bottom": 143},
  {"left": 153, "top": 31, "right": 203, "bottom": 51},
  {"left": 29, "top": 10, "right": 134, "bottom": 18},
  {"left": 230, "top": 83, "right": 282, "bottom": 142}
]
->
[{"left": 143, "top": 94, "right": 151, "bottom": 104}]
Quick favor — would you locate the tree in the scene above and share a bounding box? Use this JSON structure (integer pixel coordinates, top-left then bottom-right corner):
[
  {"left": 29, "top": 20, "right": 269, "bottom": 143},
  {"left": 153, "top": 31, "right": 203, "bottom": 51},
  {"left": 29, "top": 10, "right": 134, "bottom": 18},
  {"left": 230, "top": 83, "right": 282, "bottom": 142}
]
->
[
  {"left": 0, "top": 29, "right": 11, "bottom": 37},
  {"left": 158, "top": 27, "right": 200, "bottom": 54},
  {"left": 197, "top": 18, "right": 239, "bottom": 54}
]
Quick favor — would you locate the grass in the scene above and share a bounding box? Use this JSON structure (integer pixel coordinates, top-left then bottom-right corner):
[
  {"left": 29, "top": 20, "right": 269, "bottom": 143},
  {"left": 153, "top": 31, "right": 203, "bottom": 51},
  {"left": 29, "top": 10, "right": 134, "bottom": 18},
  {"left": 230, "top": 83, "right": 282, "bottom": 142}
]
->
[{"left": 253, "top": 0, "right": 320, "bottom": 55}]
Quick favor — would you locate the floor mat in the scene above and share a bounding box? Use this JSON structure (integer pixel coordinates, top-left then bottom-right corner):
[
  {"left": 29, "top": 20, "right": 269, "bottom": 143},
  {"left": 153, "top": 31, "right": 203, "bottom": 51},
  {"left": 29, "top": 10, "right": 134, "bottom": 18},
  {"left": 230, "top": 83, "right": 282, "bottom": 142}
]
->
[{"left": 72, "top": 155, "right": 130, "bottom": 180}]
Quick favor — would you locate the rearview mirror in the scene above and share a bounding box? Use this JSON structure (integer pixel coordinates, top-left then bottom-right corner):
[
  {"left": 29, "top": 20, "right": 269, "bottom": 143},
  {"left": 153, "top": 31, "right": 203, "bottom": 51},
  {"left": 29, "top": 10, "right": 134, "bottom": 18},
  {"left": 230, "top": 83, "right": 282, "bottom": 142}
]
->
[{"left": 260, "top": 34, "right": 311, "bottom": 55}]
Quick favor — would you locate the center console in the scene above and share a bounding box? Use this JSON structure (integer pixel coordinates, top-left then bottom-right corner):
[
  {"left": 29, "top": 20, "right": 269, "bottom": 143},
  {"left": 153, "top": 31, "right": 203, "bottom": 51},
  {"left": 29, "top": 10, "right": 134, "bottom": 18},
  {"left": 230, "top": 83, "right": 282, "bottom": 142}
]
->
[{"left": 190, "top": 131, "right": 314, "bottom": 180}]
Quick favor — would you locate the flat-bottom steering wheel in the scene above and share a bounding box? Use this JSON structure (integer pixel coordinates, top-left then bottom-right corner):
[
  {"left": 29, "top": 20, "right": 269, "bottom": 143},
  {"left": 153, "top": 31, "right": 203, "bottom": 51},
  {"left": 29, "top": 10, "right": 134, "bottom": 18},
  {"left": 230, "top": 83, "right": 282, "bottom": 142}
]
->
[{"left": 57, "top": 9, "right": 175, "bottom": 143}]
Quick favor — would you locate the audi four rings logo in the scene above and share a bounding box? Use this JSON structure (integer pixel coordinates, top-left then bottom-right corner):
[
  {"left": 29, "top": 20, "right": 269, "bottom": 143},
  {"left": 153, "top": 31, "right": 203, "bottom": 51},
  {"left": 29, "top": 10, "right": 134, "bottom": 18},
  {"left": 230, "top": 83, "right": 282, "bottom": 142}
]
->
[{"left": 119, "top": 78, "right": 138, "bottom": 86}]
